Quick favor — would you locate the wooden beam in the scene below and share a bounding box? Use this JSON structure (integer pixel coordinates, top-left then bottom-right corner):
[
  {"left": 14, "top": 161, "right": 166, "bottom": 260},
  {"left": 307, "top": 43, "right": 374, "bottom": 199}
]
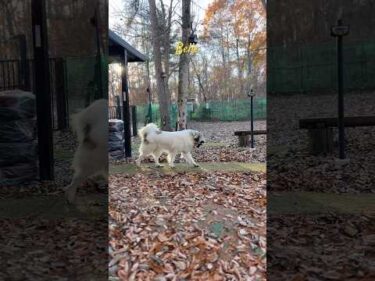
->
[
  {"left": 234, "top": 130, "right": 267, "bottom": 136},
  {"left": 32, "top": 0, "right": 54, "bottom": 180},
  {"left": 299, "top": 116, "right": 375, "bottom": 129}
]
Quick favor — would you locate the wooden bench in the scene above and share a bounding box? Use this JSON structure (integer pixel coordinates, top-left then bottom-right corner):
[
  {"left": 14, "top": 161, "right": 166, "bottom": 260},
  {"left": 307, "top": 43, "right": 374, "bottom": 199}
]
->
[
  {"left": 234, "top": 130, "right": 267, "bottom": 147},
  {"left": 299, "top": 116, "right": 375, "bottom": 155}
]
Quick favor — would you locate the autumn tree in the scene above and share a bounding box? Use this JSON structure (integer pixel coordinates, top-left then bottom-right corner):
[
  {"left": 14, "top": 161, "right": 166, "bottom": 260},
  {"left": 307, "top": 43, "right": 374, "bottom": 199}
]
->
[{"left": 202, "top": 0, "right": 266, "bottom": 99}]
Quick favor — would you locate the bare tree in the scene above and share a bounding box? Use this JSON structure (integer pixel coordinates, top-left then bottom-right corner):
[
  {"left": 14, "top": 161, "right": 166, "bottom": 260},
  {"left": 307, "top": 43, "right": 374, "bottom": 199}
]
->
[
  {"left": 177, "top": 0, "right": 191, "bottom": 130},
  {"left": 148, "top": 0, "right": 172, "bottom": 130}
]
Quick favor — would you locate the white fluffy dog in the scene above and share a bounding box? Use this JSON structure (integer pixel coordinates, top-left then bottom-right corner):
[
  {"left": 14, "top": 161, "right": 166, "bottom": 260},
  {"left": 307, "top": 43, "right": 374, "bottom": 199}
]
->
[
  {"left": 136, "top": 123, "right": 205, "bottom": 168},
  {"left": 64, "top": 99, "right": 108, "bottom": 204}
]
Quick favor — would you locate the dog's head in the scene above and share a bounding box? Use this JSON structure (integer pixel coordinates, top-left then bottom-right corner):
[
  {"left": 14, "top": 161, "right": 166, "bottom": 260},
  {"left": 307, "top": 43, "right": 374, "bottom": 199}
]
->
[{"left": 190, "top": 130, "right": 205, "bottom": 148}]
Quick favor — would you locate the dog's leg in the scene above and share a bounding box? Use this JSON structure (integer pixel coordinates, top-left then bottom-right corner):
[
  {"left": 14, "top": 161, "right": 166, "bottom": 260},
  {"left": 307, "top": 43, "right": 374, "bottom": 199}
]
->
[
  {"left": 184, "top": 152, "right": 199, "bottom": 167},
  {"left": 136, "top": 153, "right": 146, "bottom": 166},
  {"left": 64, "top": 172, "right": 85, "bottom": 204},
  {"left": 152, "top": 151, "right": 163, "bottom": 167},
  {"left": 167, "top": 152, "right": 177, "bottom": 168}
]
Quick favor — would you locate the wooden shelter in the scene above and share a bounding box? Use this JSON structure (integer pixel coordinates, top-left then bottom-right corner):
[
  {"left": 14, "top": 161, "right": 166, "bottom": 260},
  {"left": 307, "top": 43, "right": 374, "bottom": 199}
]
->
[{"left": 109, "top": 30, "right": 147, "bottom": 157}]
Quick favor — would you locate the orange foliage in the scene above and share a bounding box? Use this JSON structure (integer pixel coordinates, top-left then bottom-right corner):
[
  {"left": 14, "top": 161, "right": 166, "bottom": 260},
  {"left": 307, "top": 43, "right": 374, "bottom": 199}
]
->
[{"left": 203, "top": 0, "right": 266, "bottom": 68}]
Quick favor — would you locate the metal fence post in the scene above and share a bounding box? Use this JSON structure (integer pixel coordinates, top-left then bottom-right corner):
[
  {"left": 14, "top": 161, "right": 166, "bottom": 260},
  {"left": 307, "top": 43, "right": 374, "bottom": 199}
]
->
[
  {"left": 115, "top": 95, "right": 121, "bottom": 119},
  {"left": 32, "top": 0, "right": 54, "bottom": 180},
  {"left": 122, "top": 50, "right": 131, "bottom": 158},
  {"left": 55, "top": 58, "right": 68, "bottom": 130},
  {"left": 131, "top": 106, "right": 137, "bottom": 137}
]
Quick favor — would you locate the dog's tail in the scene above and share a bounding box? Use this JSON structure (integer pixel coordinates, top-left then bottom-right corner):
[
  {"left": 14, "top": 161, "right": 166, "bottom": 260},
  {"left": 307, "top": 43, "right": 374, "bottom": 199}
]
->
[
  {"left": 71, "top": 111, "right": 85, "bottom": 143},
  {"left": 70, "top": 109, "right": 94, "bottom": 147},
  {"left": 138, "top": 123, "right": 160, "bottom": 143}
]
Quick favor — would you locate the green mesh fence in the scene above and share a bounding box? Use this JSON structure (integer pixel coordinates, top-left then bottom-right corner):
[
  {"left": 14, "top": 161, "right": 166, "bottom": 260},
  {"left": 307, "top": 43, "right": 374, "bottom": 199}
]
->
[
  {"left": 136, "top": 98, "right": 267, "bottom": 127},
  {"left": 65, "top": 55, "right": 108, "bottom": 113},
  {"left": 268, "top": 40, "right": 375, "bottom": 93}
]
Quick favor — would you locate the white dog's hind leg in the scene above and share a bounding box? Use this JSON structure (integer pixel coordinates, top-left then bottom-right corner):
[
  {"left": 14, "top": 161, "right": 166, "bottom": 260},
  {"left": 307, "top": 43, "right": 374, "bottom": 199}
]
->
[{"left": 183, "top": 152, "right": 199, "bottom": 167}]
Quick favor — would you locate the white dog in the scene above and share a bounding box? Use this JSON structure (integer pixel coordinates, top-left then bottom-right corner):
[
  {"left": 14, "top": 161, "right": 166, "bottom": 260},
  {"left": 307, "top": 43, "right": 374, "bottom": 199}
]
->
[
  {"left": 64, "top": 99, "right": 108, "bottom": 204},
  {"left": 136, "top": 123, "right": 205, "bottom": 168}
]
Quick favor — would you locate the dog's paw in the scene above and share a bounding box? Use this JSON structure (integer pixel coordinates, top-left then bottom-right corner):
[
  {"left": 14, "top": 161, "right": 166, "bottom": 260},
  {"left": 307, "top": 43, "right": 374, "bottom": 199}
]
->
[
  {"left": 64, "top": 188, "right": 76, "bottom": 205},
  {"left": 65, "top": 194, "right": 75, "bottom": 205},
  {"left": 193, "top": 164, "right": 200, "bottom": 168}
]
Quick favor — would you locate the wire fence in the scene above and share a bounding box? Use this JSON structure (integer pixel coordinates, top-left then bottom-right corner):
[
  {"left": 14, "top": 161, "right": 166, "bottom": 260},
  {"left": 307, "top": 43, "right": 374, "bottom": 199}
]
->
[
  {"left": 109, "top": 98, "right": 267, "bottom": 129},
  {"left": 0, "top": 55, "right": 107, "bottom": 130},
  {"left": 268, "top": 40, "right": 375, "bottom": 93}
]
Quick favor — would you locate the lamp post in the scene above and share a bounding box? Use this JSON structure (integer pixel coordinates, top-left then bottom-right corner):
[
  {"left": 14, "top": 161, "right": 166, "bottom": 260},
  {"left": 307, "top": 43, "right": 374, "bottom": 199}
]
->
[
  {"left": 331, "top": 19, "right": 349, "bottom": 159},
  {"left": 247, "top": 88, "right": 255, "bottom": 148}
]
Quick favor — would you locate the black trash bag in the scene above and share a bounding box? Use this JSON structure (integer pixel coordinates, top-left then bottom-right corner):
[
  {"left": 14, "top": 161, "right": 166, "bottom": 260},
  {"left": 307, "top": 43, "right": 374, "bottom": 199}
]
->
[
  {"left": 0, "top": 119, "right": 36, "bottom": 143},
  {"left": 0, "top": 90, "right": 36, "bottom": 120},
  {"left": 109, "top": 131, "right": 123, "bottom": 142},
  {"left": 0, "top": 162, "right": 38, "bottom": 186},
  {"left": 0, "top": 142, "right": 37, "bottom": 166},
  {"left": 109, "top": 149, "right": 125, "bottom": 160},
  {"left": 108, "top": 140, "right": 124, "bottom": 152},
  {"left": 109, "top": 119, "right": 124, "bottom": 132}
]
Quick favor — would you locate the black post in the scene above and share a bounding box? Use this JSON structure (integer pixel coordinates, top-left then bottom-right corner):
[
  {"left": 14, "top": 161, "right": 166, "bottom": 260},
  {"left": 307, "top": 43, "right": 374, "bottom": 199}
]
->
[
  {"left": 122, "top": 50, "right": 131, "bottom": 158},
  {"left": 250, "top": 95, "right": 254, "bottom": 148},
  {"left": 331, "top": 19, "right": 349, "bottom": 159},
  {"left": 18, "top": 34, "right": 30, "bottom": 90},
  {"left": 337, "top": 28, "right": 345, "bottom": 159},
  {"left": 115, "top": 95, "right": 121, "bottom": 119},
  {"left": 55, "top": 58, "right": 68, "bottom": 130},
  {"left": 131, "top": 106, "right": 137, "bottom": 137},
  {"left": 32, "top": 0, "right": 54, "bottom": 180}
]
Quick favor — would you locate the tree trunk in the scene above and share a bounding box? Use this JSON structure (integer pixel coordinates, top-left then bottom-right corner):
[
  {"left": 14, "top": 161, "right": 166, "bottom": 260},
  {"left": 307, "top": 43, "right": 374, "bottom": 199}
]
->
[
  {"left": 148, "top": 0, "right": 171, "bottom": 130},
  {"left": 161, "top": 0, "right": 173, "bottom": 115},
  {"left": 236, "top": 38, "right": 243, "bottom": 96},
  {"left": 177, "top": 0, "right": 191, "bottom": 130},
  {"left": 191, "top": 58, "right": 206, "bottom": 103}
]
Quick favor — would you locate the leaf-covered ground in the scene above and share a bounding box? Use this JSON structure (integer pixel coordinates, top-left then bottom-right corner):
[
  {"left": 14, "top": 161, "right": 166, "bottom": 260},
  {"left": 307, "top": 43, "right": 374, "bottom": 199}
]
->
[
  {"left": 267, "top": 92, "right": 375, "bottom": 280},
  {"left": 109, "top": 121, "right": 267, "bottom": 280},
  {"left": 268, "top": 213, "right": 375, "bottom": 281},
  {"left": 109, "top": 170, "right": 266, "bottom": 280},
  {"left": 0, "top": 218, "right": 107, "bottom": 280},
  {"left": 268, "top": 92, "right": 375, "bottom": 193}
]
